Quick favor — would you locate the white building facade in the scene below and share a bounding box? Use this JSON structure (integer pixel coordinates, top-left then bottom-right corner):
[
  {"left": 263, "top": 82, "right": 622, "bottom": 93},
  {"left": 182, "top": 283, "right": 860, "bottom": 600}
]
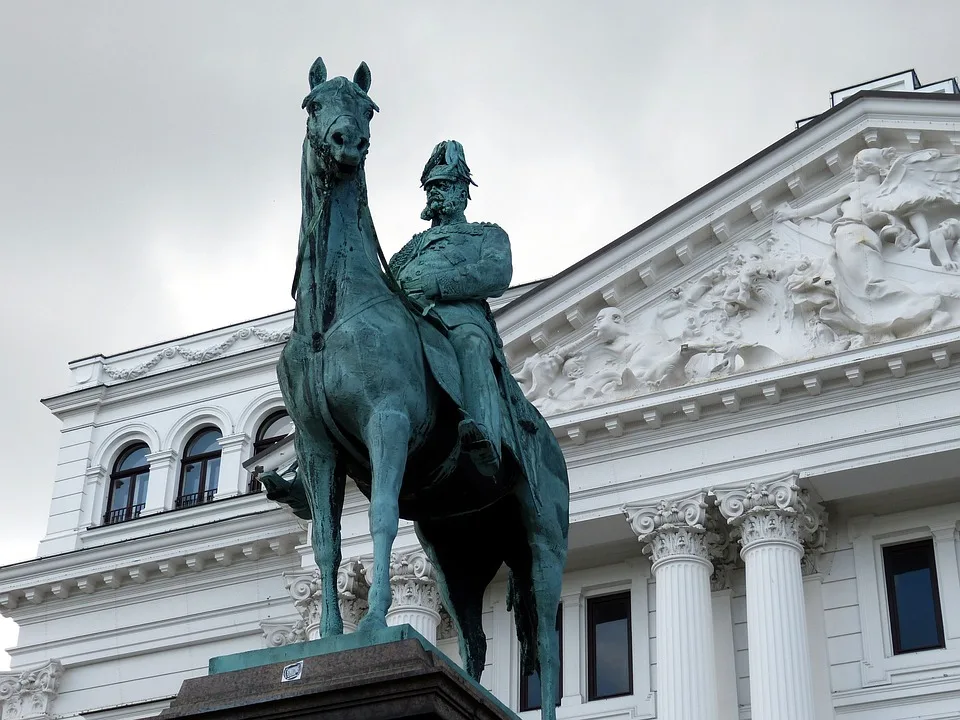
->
[{"left": 4, "top": 71, "right": 960, "bottom": 720}]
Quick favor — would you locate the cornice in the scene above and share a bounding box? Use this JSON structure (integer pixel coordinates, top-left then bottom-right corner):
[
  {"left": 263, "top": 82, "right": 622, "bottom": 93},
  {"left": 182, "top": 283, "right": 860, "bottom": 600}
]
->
[
  {"left": 42, "top": 346, "right": 283, "bottom": 418},
  {"left": 0, "top": 507, "right": 304, "bottom": 612}
]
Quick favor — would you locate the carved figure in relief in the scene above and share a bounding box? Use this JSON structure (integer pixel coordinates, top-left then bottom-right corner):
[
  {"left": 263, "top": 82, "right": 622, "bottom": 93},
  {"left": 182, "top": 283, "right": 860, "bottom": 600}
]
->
[
  {"left": 718, "top": 242, "right": 779, "bottom": 316},
  {"left": 862, "top": 148, "right": 960, "bottom": 267},
  {"left": 775, "top": 148, "right": 947, "bottom": 343}
]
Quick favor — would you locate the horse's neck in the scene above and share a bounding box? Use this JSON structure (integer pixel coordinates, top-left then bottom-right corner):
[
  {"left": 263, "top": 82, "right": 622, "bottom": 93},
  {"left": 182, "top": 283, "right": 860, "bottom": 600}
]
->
[{"left": 294, "top": 170, "right": 387, "bottom": 335}]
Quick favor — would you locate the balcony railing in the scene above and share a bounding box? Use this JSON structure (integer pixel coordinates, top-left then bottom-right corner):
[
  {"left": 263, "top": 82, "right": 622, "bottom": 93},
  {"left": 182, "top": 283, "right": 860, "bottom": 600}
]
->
[
  {"left": 103, "top": 503, "right": 145, "bottom": 526},
  {"left": 174, "top": 488, "right": 217, "bottom": 510},
  {"left": 247, "top": 475, "right": 263, "bottom": 494}
]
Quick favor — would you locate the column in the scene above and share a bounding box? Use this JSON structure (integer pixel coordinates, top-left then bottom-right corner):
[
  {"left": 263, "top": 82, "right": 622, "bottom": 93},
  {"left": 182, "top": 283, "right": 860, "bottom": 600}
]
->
[
  {"left": 142, "top": 449, "right": 178, "bottom": 514},
  {"left": 559, "top": 590, "right": 584, "bottom": 707},
  {"left": 386, "top": 550, "right": 441, "bottom": 643},
  {"left": 715, "top": 475, "right": 825, "bottom": 720},
  {"left": 216, "top": 432, "right": 250, "bottom": 498},
  {"left": 624, "top": 493, "right": 718, "bottom": 720}
]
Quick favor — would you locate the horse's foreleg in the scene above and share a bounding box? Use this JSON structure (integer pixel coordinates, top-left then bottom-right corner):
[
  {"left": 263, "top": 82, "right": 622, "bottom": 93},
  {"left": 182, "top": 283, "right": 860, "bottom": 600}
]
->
[
  {"left": 296, "top": 434, "right": 346, "bottom": 637},
  {"left": 356, "top": 409, "right": 411, "bottom": 633}
]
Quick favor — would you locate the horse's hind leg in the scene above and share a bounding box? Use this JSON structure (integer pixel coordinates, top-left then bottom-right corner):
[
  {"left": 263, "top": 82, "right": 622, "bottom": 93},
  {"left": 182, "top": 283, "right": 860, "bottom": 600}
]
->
[
  {"left": 296, "top": 432, "right": 346, "bottom": 637},
  {"left": 416, "top": 516, "right": 502, "bottom": 680},
  {"left": 356, "top": 409, "right": 411, "bottom": 633}
]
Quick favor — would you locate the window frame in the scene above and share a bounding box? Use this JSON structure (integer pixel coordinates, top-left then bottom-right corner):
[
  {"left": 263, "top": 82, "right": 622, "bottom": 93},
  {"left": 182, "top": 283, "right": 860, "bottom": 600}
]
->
[
  {"left": 586, "top": 590, "right": 634, "bottom": 702},
  {"left": 849, "top": 506, "right": 960, "bottom": 687},
  {"left": 176, "top": 427, "right": 223, "bottom": 509},
  {"left": 882, "top": 538, "right": 946, "bottom": 655},
  {"left": 104, "top": 443, "right": 150, "bottom": 525},
  {"left": 519, "top": 604, "right": 563, "bottom": 712}
]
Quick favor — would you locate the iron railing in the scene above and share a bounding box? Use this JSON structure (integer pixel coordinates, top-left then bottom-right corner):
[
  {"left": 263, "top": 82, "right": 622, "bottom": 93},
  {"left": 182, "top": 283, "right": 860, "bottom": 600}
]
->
[
  {"left": 175, "top": 488, "right": 217, "bottom": 509},
  {"left": 103, "top": 503, "right": 145, "bottom": 526}
]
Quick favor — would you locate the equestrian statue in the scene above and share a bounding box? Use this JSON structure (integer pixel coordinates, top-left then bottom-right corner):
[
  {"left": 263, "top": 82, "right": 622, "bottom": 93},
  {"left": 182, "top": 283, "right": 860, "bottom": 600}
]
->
[{"left": 254, "top": 57, "right": 569, "bottom": 719}]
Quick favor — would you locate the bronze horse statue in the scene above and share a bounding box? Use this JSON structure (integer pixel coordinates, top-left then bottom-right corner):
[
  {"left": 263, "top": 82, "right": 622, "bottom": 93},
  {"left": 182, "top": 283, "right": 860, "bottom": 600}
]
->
[{"left": 260, "top": 57, "right": 569, "bottom": 719}]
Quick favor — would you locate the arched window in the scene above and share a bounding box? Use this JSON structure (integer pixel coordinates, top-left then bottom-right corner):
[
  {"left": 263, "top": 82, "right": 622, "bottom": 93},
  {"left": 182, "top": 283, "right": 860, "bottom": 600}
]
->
[
  {"left": 176, "top": 427, "right": 222, "bottom": 509},
  {"left": 105, "top": 443, "right": 150, "bottom": 525},
  {"left": 249, "top": 410, "right": 294, "bottom": 493},
  {"left": 254, "top": 410, "right": 294, "bottom": 454}
]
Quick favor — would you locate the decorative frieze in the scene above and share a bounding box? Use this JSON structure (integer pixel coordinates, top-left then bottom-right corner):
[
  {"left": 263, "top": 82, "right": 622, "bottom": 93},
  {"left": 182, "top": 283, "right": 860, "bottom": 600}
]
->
[{"left": 0, "top": 660, "right": 63, "bottom": 720}]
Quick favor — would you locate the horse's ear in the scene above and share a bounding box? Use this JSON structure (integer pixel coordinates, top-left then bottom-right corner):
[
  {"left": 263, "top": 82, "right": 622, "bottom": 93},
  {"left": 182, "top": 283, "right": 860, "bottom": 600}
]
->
[
  {"left": 354, "top": 62, "right": 372, "bottom": 93},
  {"left": 309, "top": 57, "right": 327, "bottom": 89}
]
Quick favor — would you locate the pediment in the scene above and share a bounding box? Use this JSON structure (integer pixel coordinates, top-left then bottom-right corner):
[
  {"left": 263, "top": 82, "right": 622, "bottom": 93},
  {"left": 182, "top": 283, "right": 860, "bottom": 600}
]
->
[{"left": 501, "top": 93, "right": 960, "bottom": 420}]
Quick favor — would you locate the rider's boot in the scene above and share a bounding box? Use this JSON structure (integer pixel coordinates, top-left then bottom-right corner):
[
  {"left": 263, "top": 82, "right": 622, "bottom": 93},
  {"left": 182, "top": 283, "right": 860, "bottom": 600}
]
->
[{"left": 458, "top": 344, "right": 503, "bottom": 478}]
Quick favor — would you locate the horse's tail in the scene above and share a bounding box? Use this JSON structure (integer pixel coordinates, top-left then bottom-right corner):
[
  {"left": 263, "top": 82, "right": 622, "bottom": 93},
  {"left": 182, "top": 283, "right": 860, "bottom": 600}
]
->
[{"left": 507, "top": 569, "right": 538, "bottom": 677}]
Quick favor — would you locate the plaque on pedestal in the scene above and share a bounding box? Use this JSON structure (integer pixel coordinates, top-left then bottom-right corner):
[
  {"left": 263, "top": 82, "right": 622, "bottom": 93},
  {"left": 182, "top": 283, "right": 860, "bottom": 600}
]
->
[{"left": 157, "top": 626, "right": 517, "bottom": 720}]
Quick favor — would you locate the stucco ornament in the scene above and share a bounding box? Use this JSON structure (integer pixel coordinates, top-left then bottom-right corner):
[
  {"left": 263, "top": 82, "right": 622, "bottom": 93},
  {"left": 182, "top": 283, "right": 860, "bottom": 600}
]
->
[
  {"left": 0, "top": 661, "right": 64, "bottom": 720},
  {"left": 515, "top": 147, "right": 960, "bottom": 415},
  {"left": 256, "top": 57, "right": 569, "bottom": 720}
]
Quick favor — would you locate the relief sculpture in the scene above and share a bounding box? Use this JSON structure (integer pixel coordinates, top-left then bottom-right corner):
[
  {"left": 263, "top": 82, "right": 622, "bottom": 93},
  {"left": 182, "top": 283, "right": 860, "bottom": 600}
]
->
[{"left": 515, "top": 146, "right": 960, "bottom": 414}]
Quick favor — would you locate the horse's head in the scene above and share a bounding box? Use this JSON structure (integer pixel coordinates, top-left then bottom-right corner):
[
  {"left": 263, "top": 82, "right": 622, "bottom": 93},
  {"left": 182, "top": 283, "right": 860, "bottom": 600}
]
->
[{"left": 302, "top": 56, "right": 379, "bottom": 180}]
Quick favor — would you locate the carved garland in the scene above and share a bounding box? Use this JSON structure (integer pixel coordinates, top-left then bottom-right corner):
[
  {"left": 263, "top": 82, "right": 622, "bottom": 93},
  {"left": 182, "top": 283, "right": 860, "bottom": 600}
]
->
[{"left": 102, "top": 327, "right": 291, "bottom": 381}]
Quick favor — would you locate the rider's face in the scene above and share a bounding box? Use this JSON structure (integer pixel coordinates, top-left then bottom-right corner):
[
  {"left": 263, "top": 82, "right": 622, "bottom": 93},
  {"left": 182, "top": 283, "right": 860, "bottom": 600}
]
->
[{"left": 422, "top": 179, "right": 468, "bottom": 222}]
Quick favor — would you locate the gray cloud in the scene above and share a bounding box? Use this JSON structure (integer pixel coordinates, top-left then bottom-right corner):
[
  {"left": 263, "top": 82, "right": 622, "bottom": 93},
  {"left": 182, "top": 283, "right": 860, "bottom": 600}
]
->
[{"left": 1, "top": 0, "right": 958, "bottom": 665}]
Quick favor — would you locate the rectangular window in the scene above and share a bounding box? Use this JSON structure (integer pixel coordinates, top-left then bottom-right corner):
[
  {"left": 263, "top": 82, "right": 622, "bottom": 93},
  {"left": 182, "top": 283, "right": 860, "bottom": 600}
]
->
[
  {"left": 883, "top": 539, "right": 945, "bottom": 655},
  {"left": 587, "top": 592, "right": 632, "bottom": 701},
  {"left": 519, "top": 605, "right": 562, "bottom": 712}
]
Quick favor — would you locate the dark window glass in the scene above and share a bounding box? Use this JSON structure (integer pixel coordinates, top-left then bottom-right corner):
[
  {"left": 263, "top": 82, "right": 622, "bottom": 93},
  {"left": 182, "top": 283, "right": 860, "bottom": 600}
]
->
[
  {"left": 176, "top": 427, "right": 222, "bottom": 509},
  {"left": 104, "top": 443, "right": 150, "bottom": 525},
  {"left": 883, "top": 540, "right": 945, "bottom": 654},
  {"left": 587, "top": 592, "right": 632, "bottom": 701},
  {"left": 520, "top": 605, "right": 563, "bottom": 711}
]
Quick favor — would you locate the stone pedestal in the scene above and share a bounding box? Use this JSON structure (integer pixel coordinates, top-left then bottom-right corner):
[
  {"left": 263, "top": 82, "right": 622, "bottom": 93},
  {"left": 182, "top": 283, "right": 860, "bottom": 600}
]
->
[
  {"left": 715, "top": 476, "right": 825, "bottom": 720},
  {"left": 157, "top": 626, "right": 515, "bottom": 720},
  {"left": 624, "top": 494, "right": 718, "bottom": 720}
]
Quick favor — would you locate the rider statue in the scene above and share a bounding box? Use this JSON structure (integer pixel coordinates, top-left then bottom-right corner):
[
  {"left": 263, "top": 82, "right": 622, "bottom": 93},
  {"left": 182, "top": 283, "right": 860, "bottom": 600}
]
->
[{"left": 389, "top": 140, "right": 510, "bottom": 476}]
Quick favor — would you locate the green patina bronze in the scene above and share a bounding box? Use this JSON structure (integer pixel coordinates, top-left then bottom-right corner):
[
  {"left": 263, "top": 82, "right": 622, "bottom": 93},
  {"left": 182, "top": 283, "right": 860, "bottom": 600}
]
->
[{"left": 259, "top": 57, "right": 569, "bottom": 720}]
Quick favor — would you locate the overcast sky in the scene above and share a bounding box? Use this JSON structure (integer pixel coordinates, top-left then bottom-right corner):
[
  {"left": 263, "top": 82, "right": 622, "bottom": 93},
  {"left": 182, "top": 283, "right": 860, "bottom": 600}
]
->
[{"left": 1, "top": 0, "right": 958, "bottom": 669}]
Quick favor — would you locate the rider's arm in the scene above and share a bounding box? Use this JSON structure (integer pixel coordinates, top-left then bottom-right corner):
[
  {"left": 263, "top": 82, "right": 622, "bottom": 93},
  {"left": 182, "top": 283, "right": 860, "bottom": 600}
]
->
[{"left": 425, "top": 225, "right": 513, "bottom": 301}]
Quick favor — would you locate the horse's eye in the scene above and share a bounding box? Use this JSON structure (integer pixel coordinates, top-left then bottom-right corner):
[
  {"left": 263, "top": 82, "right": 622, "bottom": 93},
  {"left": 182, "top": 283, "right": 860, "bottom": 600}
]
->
[{"left": 309, "top": 102, "right": 321, "bottom": 114}]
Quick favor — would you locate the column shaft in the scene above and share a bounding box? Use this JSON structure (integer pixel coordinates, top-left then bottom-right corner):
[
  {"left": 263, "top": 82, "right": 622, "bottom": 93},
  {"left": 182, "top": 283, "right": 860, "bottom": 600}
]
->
[
  {"left": 654, "top": 555, "right": 719, "bottom": 720},
  {"left": 742, "top": 540, "right": 814, "bottom": 720},
  {"left": 624, "top": 493, "right": 719, "bottom": 720}
]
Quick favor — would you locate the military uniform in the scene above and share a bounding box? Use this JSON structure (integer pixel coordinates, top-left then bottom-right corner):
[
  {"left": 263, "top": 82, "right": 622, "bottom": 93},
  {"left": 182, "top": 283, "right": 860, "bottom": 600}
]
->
[
  {"left": 389, "top": 219, "right": 512, "bottom": 472},
  {"left": 390, "top": 221, "right": 512, "bottom": 346}
]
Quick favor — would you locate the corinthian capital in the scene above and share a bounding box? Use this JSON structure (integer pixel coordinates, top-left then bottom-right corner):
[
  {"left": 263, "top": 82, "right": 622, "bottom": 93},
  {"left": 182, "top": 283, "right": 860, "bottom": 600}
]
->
[
  {"left": 337, "top": 559, "right": 369, "bottom": 627},
  {"left": 714, "top": 474, "right": 826, "bottom": 551},
  {"left": 0, "top": 660, "right": 64, "bottom": 720},
  {"left": 386, "top": 550, "right": 441, "bottom": 613},
  {"left": 623, "top": 493, "right": 712, "bottom": 565}
]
